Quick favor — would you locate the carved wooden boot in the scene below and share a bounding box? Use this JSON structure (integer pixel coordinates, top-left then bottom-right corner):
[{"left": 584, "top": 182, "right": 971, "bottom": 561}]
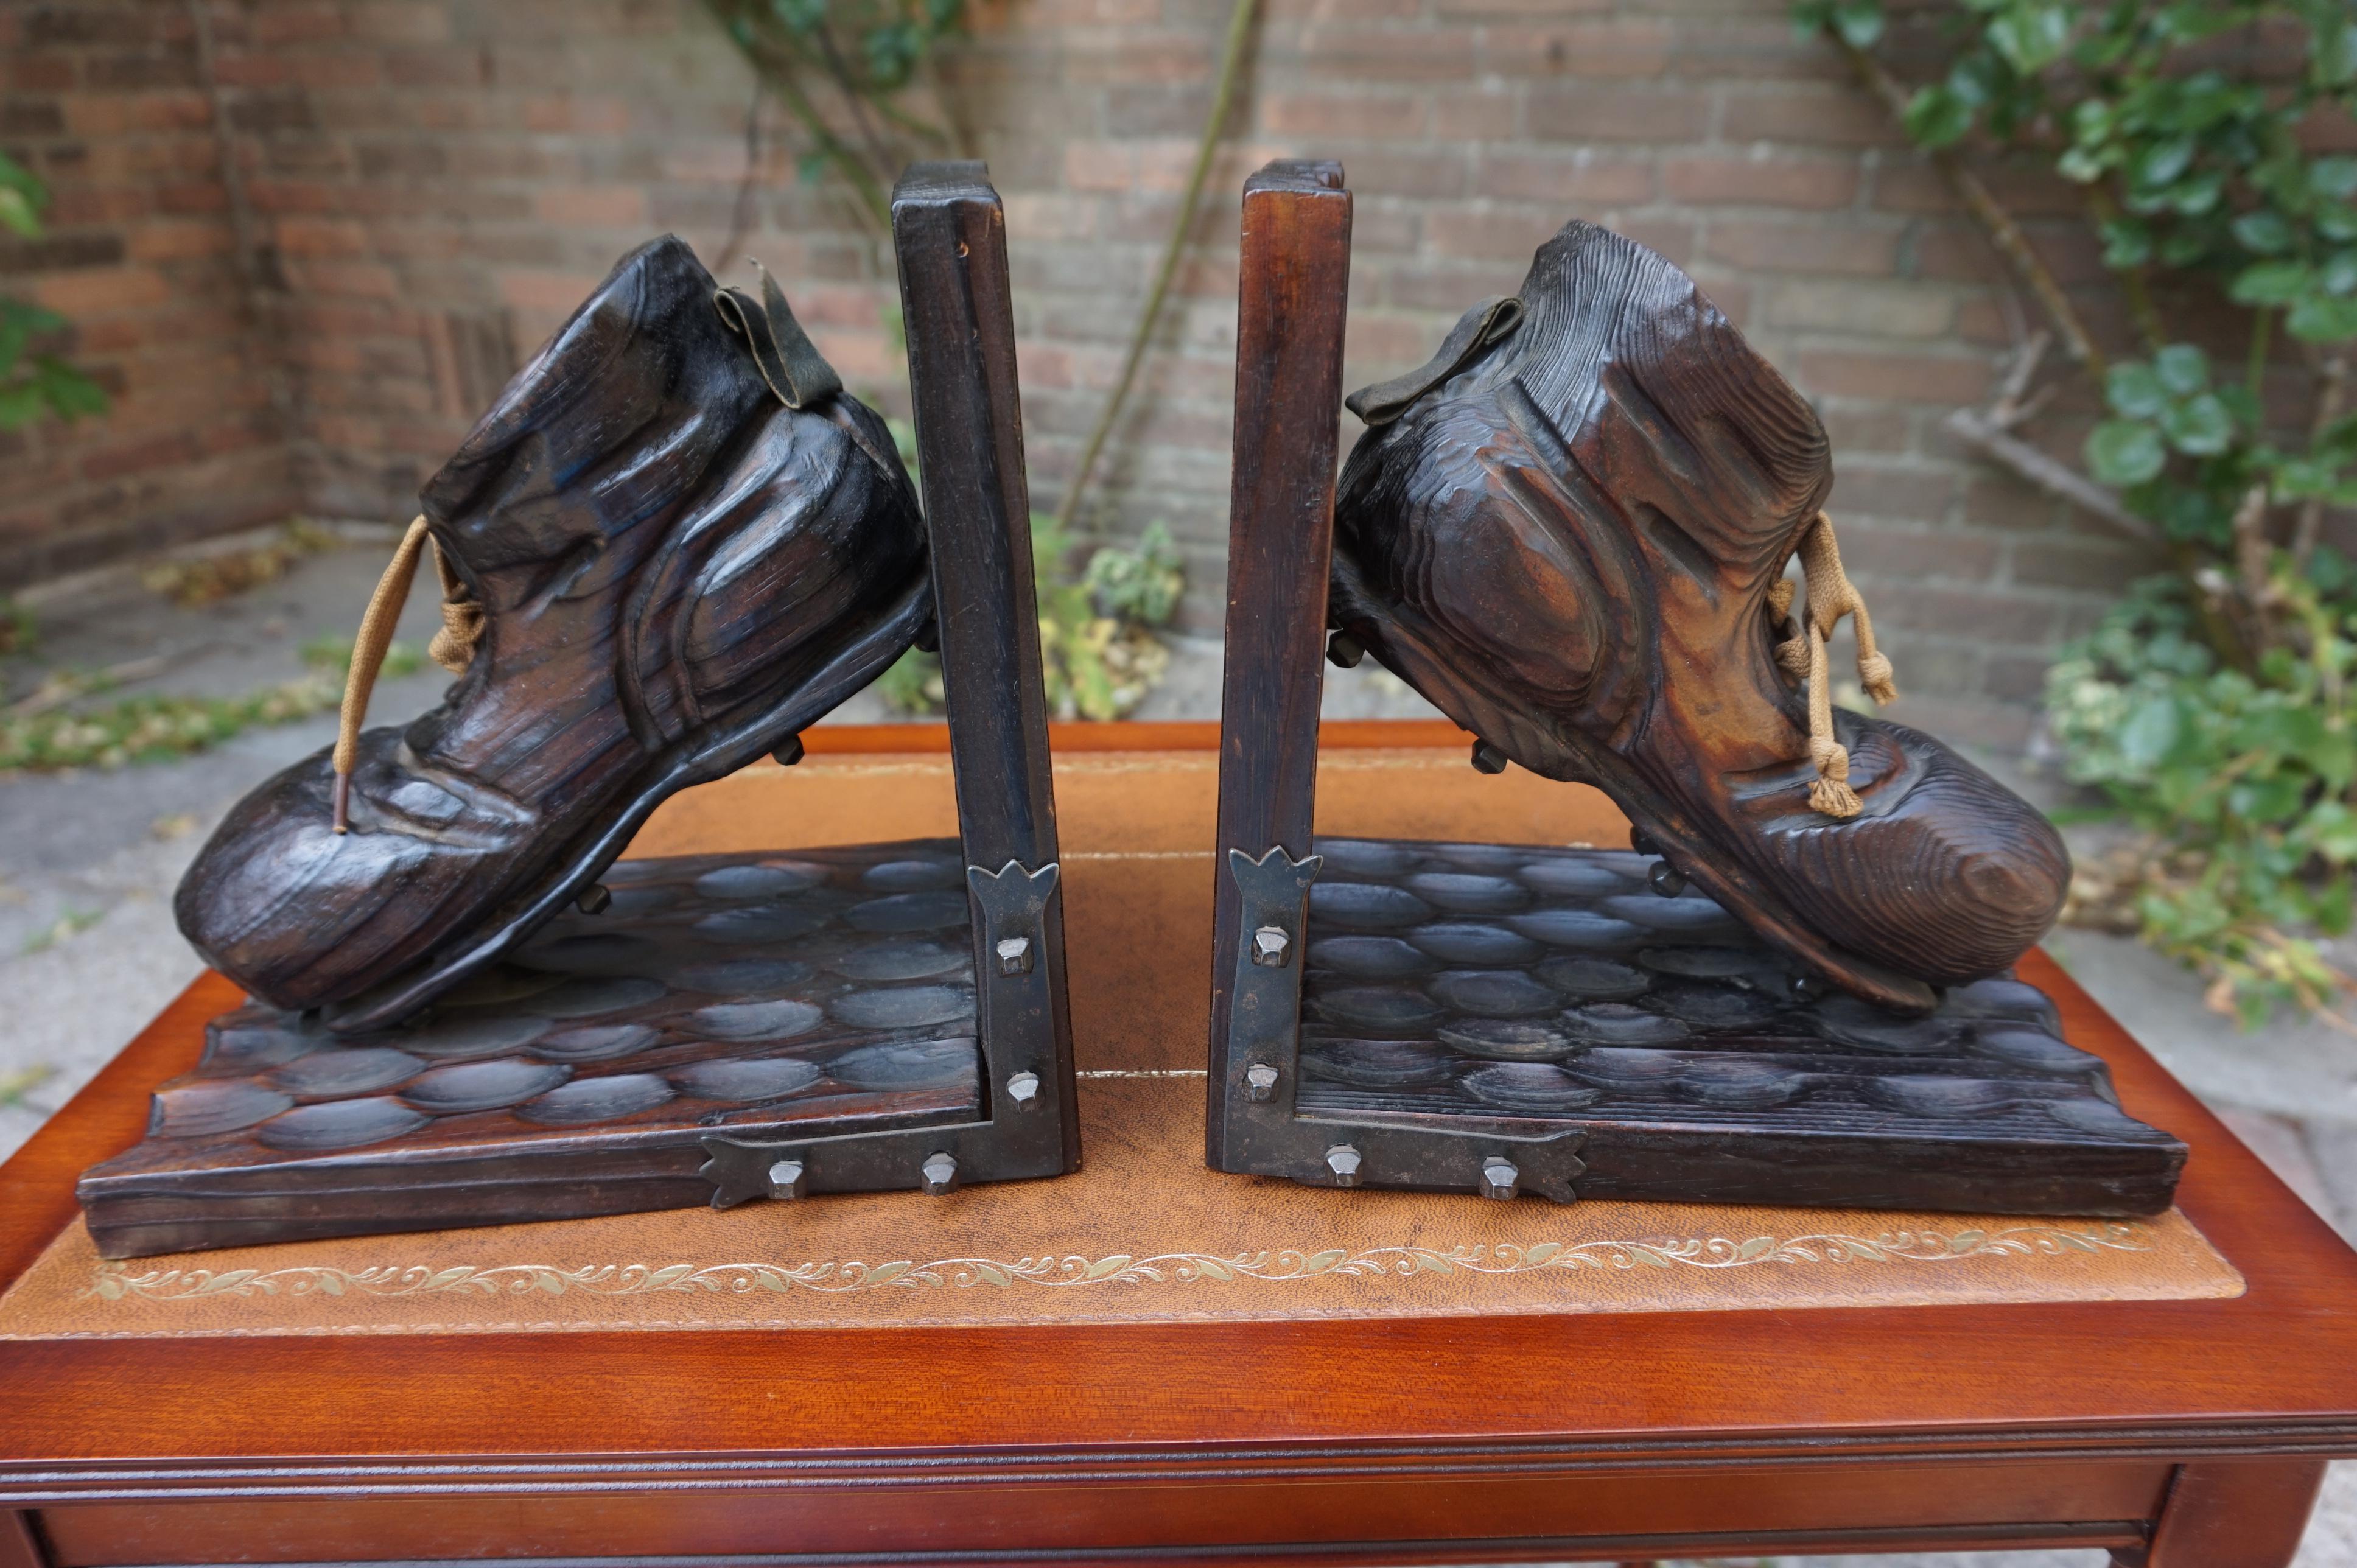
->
[
  {"left": 175, "top": 236, "right": 933, "bottom": 1032},
  {"left": 1328, "top": 220, "right": 2067, "bottom": 1013}
]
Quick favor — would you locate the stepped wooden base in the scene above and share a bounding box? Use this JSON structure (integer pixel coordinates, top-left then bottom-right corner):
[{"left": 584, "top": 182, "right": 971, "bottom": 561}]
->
[
  {"left": 1292, "top": 836, "right": 2183, "bottom": 1217},
  {"left": 79, "top": 841, "right": 999, "bottom": 1259}
]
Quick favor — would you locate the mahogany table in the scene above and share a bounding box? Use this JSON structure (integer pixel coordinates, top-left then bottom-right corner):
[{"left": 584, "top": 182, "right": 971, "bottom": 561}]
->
[{"left": 3, "top": 722, "right": 2353, "bottom": 1568}]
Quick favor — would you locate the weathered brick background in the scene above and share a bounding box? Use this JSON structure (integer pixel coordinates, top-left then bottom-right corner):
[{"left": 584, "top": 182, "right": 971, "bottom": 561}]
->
[
  {"left": 1, "top": 0, "right": 295, "bottom": 581},
  {"left": 12, "top": 0, "right": 2322, "bottom": 746}
]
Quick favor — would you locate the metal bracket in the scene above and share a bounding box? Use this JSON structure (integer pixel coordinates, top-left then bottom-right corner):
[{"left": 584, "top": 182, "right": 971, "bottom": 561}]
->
[
  {"left": 1213, "top": 845, "right": 1587, "bottom": 1204},
  {"left": 699, "top": 858, "right": 1069, "bottom": 1208}
]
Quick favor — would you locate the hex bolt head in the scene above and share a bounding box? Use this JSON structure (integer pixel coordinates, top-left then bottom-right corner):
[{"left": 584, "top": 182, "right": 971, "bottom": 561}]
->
[
  {"left": 1250, "top": 925, "right": 1291, "bottom": 968},
  {"left": 1006, "top": 1070, "right": 1042, "bottom": 1112},
  {"left": 920, "top": 1152, "right": 959, "bottom": 1195},
  {"left": 1325, "top": 631, "right": 1365, "bottom": 668},
  {"left": 575, "top": 883, "right": 612, "bottom": 915},
  {"left": 1244, "top": 1062, "right": 1279, "bottom": 1102},
  {"left": 765, "top": 1158, "right": 807, "bottom": 1201},
  {"left": 771, "top": 733, "right": 805, "bottom": 768},
  {"left": 996, "top": 934, "right": 1034, "bottom": 976},
  {"left": 1648, "top": 860, "right": 1687, "bottom": 898},
  {"left": 1325, "top": 1144, "right": 1363, "bottom": 1188},
  {"left": 1630, "top": 824, "right": 1660, "bottom": 856},
  {"left": 1479, "top": 1158, "right": 1520, "bottom": 1201},
  {"left": 1470, "top": 739, "right": 1508, "bottom": 775}
]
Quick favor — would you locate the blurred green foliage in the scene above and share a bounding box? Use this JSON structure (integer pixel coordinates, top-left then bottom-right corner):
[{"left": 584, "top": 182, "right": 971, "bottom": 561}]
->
[{"left": 1793, "top": 0, "right": 2357, "bottom": 1018}]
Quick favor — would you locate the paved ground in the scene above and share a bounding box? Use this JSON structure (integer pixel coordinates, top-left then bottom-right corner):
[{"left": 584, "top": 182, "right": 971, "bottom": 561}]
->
[{"left": 1, "top": 537, "right": 2352, "bottom": 1565}]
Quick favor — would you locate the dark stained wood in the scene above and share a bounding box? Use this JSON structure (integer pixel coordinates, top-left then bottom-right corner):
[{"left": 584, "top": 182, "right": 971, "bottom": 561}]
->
[
  {"left": 4, "top": 726, "right": 2355, "bottom": 1566},
  {"left": 1207, "top": 159, "right": 1353, "bottom": 1167},
  {"left": 30, "top": 1457, "right": 2170, "bottom": 1565},
  {"left": 2125, "top": 1459, "right": 2329, "bottom": 1568},
  {"left": 77, "top": 844, "right": 988, "bottom": 1258},
  {"left": 1294, "top": 836, "right": 2182, "bottom": 1216},
  {"left": 892, "top": 161, "right": 1078, "bottom": 1167},
  {"left": 1329, "top": 219, "right": 2070, "bottom": 1013},
  {"left": 172, "top": 236, "right": 933, "bottom": 1034},
  {"left": 0, "top": 1510, "right": 42, "bottom": 1568}
]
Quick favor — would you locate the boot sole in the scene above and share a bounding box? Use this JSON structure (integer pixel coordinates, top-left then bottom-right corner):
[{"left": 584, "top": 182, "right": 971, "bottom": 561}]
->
[
  {"left": 320, "top": 572, "right": 936, "bottom": 1034},
  {"left": 1329, "top": 556, "right": 1939, "bottom": 1015}
]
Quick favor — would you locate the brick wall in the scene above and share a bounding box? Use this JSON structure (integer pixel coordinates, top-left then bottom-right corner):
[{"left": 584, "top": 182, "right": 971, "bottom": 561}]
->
[
  {"left": 0, "top": 0, "right": 296, "bottom": 586},
  {"left": 10, "top": 0, "right": 2299, "bottom": 746}
]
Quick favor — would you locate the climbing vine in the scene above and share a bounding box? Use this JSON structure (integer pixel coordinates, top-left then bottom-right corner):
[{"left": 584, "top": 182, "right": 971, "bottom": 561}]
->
[{"left": 1795, "top": 0, "right": 2357, "bottom": 1020}]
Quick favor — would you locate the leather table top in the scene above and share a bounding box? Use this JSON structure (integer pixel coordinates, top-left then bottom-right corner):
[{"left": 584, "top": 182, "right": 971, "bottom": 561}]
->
[{"left": 0, "top": 744, "right": 2240, "bottom": 1338}]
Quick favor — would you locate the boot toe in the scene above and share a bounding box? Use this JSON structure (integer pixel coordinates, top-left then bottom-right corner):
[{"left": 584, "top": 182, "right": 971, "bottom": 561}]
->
[
  {"left": 175, "top": 737, "right": 488, "bottom": 1014},
  {"left": 1770, "top": 715, "right": 2068, "bottom": 985}
]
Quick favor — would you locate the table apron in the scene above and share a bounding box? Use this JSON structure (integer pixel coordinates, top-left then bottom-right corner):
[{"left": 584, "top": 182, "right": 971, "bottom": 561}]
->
[{"left": 21, "top": 1455, "right": 2179, "bottom": 1566}]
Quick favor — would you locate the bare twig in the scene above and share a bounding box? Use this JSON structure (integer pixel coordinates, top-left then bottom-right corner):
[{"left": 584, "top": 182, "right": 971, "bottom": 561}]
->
[
  {"left": 2293, "top": 354, "right": 2350, "bottom": 569},
  {"left": 713, "top": 82, "right": 765, "bottom": 274},
  {"left": 1942, "top": 405, "right": 2159, "bottom": 544},
  {"left": 1056, "top": 0, "right": 1261, "bottom": 532},
  {"left": 5, "top": 652, "right": 175, "bottom": 718},
  {"left": 1988, "top": 329, "right": 2051, "bottom": 427},
  {"left": 1832, "top": 35, "right": 2107, "bottom": 379}
]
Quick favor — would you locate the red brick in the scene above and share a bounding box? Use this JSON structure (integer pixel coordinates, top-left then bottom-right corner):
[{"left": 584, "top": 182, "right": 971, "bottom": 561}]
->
[
  {"left": 1435, "top": 0, "right": 1611, "bottom": 15},
  {"left": 1261, "top": 89, "right": 1426, "bottom": 139},
  {"left": 1662, "top": 154, "right": 1858, "bottom": 210},
  {"left": 1426, "top": 205, "right": 1580, "bottom": 262},
  {"left": 1796, "top": 348, "right": 1994, "bottom": 405},
  {"left": 533, "top": 184, "right": 648, "bottom": 228},
  {"left": 1476, "top": 149, "right": 1655, "bottom": 205},
  {"left": 1294, "top": 26, "right": 1477, "bottom": 82},
  {"left": 1707, "top": 220, "right": 1900, "bottom": 276},
  {"left": 1527, "top": 85, "right": 1709, "bottom": 144},
  {"left": 1429, "top": 85, "right": 1520, "bottom": 140},
  {"left": 1479, "top": 21, "right": 1675, "bottom": 79},
  {"left": 1720, "top": 86, "right": 1898, "bottom": 148}
]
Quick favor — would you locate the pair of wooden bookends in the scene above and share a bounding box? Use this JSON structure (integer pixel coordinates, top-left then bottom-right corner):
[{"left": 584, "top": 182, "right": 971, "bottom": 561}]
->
[{"left": 79, "top": 161, "right": 2183, "bottom": 1260}]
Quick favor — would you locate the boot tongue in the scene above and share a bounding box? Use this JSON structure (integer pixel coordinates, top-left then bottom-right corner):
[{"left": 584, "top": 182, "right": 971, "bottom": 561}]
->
[
  {"left": 1481, "top": 221, "right": 1831, "bottom": 587},
  {"left": 418, "top": 236, "right": 772, "bottom": 583}
]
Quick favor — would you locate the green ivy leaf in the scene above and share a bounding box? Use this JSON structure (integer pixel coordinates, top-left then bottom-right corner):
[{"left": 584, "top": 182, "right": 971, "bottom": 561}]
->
[
  {"left": 2289, "top": 293, "right": 2357, "bottom": 343},
  {"left": 1904, "top": 84, "right": 1975, "bottom": 147},
  {"left": 2232, "top": 209, "right": 2294, "bottom": 254},
  {"left": 2162, "top": 393, "right": 2234, "bottom": 455},
  {"left": 2324, "top": 250, "right": 2357, "bottom": 296},
  {"left": 2115, "top": 694, "right": 2184, "bottom": 768},
  {"left": 2167, "top": 169, "right": 2225, "bottom": 215},
  {"left": 2314, "top": 158, "right": 2357, "bottom": 202},
  {"left": 2101, "top": 218, "right": 2154, "bottom": 267},
  {"left": 1987, "top": 4, "right": 2071, "bottom": 71},
  {"left": 2087, "top": 419, "right": 2168, "bottom": 485},
  {"left": 2133, "top": 137, "right": 2196, "bottom": 191},
  {"left": 2106, "top": 361, "right": 2168, "bottom": 418},
  {"left": 2057, "top": 144, "right": 2106, "bottom": 183},
  {"left": 1830, "top": 0, "right": 1885, "bottom": 47},
  {"left": 2232, "top": 260, "right": 2314, "bottom": 305},
  {"left": 2154, "top": 342, "right": 2211, "bottom": 394}
]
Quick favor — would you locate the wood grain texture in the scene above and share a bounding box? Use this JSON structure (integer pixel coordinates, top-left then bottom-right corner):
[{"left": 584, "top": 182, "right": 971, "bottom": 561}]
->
[
  {"left": 77, "top": 844, "right": 987, "bottom": 1258},
  {"left": 3, "top": 727, "right": 2355, "bottom": 1567},
  {"left": 1207, "top": 159, "right": 1353, "bottom": 1166},
  {"left": 1294, "top": 836, "right": 2182, "bottom": 1216},
  {"left": 171, "top": 236, "right": 933, "bottom": 1034},
  {"left": 2124, "top": 1459, "right": 2329, "bottom": 1568},
  {"left": 1329, "top": 219, "right": 2069, "bottom": 1013},
  {"left": 892, "top": 161, "right": 1078, "bottom": 1169},
  {"left": 0, "top": 1511, "right": 41, "bottom": 1568}
]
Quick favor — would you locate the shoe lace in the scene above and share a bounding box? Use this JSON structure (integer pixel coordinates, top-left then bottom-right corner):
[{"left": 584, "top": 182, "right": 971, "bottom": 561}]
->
[
  {"left": 331, "top": 514, "right": 482, "bottom": 834},
  {"left": 1764, "top": 510, "right": 1898, "bottom": 821}
]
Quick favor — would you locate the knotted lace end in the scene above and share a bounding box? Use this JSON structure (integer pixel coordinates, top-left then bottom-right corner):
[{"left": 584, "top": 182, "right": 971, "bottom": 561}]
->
[{"left": 1773, "top": 511, "right": 1893, "bottom": 821}]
